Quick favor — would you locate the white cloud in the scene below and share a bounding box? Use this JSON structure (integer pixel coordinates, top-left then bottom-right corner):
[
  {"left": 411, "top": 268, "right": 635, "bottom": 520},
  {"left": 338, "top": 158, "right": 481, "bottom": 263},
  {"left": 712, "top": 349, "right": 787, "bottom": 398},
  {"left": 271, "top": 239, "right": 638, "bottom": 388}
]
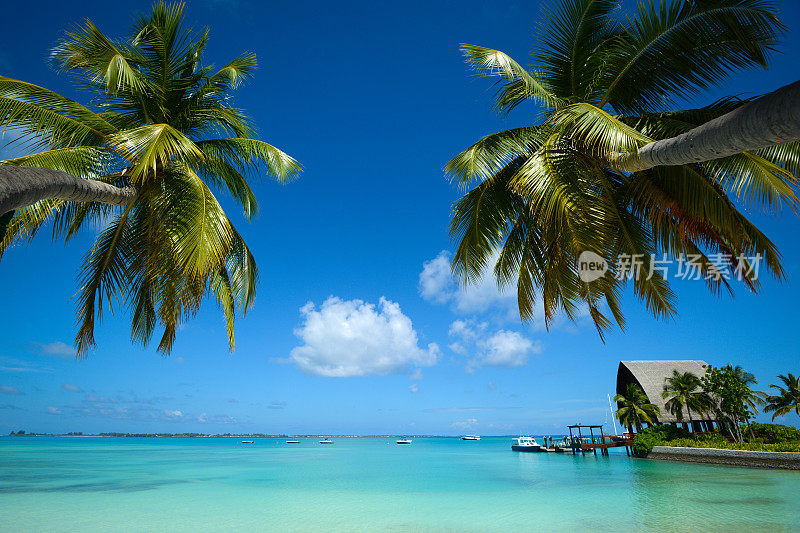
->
[
  {"left": 447, "top": 322, "right": 541, "bottom": 372},
  {"left": 46, "top": 406, "right": 62, "bottom": 415},
  {"left": 409, "top": 368, "right": 424, "bottom": 381},
  {"left": 62, "top": 383, "right": 83, "bottom": 393},
  {"left": 419, "top": 251, "right": 593, "bottom": 329},
  {"left": 1, "top": 385, "right": 23, "bottom": 396},
  {"left": 472, "top": 330, "right": 540, "bottom": 370},
  {"left": 287, "top": 297, "right": 439, "bottom": 377},
  {"left": 197, "top": 413, "right": 207, "bottom": 423},
  {"left": 164, "top": 409, "right": 183, "bottom": 419},
  {"left": 419, "top": 251, "right": 518, "bottom": 318},
  {"left": 33, "top": 341, "right": 77, "bottom": 359},
  {"left": 408, "top": 383, "right": 419, "bottom": 393},
  {"left": 451, "top": 418, "right": 478, "bottom": 430}
]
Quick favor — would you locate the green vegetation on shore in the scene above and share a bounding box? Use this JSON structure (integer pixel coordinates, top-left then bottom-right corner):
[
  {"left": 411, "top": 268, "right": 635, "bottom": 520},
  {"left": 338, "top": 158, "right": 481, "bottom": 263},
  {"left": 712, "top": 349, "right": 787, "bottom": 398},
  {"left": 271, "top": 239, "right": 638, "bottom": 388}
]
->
[{"left": 633, "top": 423, "right": 800, "bottom": 456}]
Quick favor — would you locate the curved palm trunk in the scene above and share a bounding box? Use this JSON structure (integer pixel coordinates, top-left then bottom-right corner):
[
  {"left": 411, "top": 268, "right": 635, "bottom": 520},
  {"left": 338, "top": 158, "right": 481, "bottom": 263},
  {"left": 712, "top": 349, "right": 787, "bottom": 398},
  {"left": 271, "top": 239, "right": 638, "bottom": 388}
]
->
[
  {"left": 615, "top": 80, "right": 800, "bottom": 172},
  {"left": 0, "top": 166, "right": 136, "bottom": 216}
]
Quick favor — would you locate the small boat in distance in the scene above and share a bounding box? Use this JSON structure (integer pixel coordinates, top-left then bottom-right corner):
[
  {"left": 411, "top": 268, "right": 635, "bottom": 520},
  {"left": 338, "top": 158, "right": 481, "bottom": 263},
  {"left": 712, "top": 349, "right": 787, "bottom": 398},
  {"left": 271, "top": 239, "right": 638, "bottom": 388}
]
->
[
  {"left": 319, "top": 438, "right": 333, "bottom": 444},
  {"left": 396, "top": 439, "right": 412, "bottom": 444},
  {"left": 241, "top": 440, "right": 254, "bottom": 444},
  {"left": 285, "top": 440, "right": 300, "bottom": 444},
  {"left": 461, "top": 435, "right": 481, "bottom": 441},
  {"left": 511, "top": 436, "right": 542, "bottom": 452}
]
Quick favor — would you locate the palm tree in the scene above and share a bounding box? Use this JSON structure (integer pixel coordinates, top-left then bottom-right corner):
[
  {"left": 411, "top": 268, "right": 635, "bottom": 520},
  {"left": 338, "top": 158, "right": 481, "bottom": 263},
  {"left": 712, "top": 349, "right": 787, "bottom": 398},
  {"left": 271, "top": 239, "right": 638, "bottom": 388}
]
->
[
  {"left": 662, "top": 370, "right": 712, "bottom": 432},
  {"left": 764, "top": 373, "right": 800, "bottom": 420},
  {"left": 614, "top": 383, "right": 660, "bottom": 434},
  {"left": 447, "top": 0, "right": 797, "bottom": 336},
  {"left": 0, "top": 2, "right": 300, "bottom": 355}
]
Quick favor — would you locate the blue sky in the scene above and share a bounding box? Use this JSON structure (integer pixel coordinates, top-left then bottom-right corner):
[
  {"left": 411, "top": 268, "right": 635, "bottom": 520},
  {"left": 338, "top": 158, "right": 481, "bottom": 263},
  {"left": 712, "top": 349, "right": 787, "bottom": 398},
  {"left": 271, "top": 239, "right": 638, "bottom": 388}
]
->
[{"left": 1, "top": 0, "right": 799, "bottom": 436}]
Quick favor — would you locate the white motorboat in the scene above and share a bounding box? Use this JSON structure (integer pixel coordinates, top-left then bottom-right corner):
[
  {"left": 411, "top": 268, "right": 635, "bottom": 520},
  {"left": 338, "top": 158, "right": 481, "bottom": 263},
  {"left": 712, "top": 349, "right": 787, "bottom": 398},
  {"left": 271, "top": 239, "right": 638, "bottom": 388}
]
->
[
  {"left": 319, "top": 438, "right": 333, "bottom": 444},
  {"left": 285, "top": 440, "right": 300, "bottom": 444},
  {"left": 241, "top": 440, "right": 254, "bottom": 444},
  {"left": 511, "top": 436, "right": 543, "bottom": 452},
  {"left": 396, "top": 439, "right": 412, "bottom": 444},
  {"left": 461, "top": 435, "right": 481, "bottom": 441}
]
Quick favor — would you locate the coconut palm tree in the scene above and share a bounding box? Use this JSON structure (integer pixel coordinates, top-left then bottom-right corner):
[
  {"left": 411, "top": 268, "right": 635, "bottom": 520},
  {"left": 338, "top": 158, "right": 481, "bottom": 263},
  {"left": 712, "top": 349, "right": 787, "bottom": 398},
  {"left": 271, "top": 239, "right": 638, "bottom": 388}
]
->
[
  {"left": 447, "top": 0, "right": 798, "bottom": 337},
  {"left": 763, "top": 373, "right": 800, "bottom": 420},
  {"left": 0, "top": 2, "right": 300, "bottom": 355},
  {"left": 662, "top": 370, "right": 712, "bottom": 432},
  {"left": 614, "top": 383, "right": 660, "bottom": 434}
]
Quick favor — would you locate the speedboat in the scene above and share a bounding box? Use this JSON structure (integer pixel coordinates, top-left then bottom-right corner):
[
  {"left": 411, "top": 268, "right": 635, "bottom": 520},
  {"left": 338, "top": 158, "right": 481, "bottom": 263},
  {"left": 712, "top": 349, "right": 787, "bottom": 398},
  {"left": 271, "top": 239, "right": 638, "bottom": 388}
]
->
[
  {"left": 241, "top": 440, "right": 254, "bottom": 444},
  {"left": 319, "top": 438, "right": 333, "bottom": 444},
  {"left": 285, "top": 440, "right": 300, "bottom": 444},
  {"left": 462, "top": 435, "right": 481, "bottom": 441},
  {"left": 511, "top": 436, "right": 542, "bottom": 452},
  {"left": 396, "top": 439, "right": 412, "bottom": 444}
]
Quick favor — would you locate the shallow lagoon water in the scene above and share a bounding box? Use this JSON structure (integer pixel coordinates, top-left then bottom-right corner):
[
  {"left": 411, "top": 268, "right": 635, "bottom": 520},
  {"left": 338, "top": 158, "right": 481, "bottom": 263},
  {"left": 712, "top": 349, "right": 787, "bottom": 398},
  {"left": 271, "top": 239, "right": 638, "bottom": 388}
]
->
[{"left": 1, "top": 436, "right": 798, "bottom": 532}]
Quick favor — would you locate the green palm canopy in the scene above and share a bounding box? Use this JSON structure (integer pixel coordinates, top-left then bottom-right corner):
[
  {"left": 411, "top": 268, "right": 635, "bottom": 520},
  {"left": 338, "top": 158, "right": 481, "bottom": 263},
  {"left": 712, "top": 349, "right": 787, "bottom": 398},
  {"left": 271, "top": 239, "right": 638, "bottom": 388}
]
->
[
  {"left": 614, "top": 383, "right": 660, "bottom": 433},
  {"left": 0, "top": 2, "right": 300, "bottom": 355},
  {"left": 447, "top": 0, "right": 798, "bottom": 337},
  {"left": 662, "top": 370, "right": 712, "bottom": 428},
  {"left": 764, "top": 373, "right": 800, "bottom": 420}
]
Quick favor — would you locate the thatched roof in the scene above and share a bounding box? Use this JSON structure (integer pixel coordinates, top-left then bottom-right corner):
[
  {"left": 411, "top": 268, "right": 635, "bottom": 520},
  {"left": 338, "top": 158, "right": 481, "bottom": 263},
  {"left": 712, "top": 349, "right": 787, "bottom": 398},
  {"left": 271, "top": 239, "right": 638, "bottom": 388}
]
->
[{"left": 617, "top": 360, "right": 712, "bottom": 423}]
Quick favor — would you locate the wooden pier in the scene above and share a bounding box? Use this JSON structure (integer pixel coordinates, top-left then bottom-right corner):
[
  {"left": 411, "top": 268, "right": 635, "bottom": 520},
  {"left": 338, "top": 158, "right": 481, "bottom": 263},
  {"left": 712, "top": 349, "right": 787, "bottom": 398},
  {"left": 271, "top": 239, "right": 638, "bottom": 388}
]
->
[{"left": 567, "top": 424, "right": 634, "bottom": 456}]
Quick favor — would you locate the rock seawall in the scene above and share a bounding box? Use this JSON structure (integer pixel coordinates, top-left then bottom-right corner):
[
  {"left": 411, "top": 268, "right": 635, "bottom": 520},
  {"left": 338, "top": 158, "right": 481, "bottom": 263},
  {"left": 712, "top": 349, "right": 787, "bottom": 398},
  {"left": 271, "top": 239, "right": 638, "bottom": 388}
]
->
[{"left": 649, "top": 446, "right": 800, "bottom": 470}]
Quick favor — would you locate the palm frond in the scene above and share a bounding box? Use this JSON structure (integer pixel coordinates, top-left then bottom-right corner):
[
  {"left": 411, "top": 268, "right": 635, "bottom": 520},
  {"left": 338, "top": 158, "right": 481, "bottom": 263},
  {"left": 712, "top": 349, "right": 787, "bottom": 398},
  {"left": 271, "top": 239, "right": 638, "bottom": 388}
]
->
[
  {"left": 445, "top": 126, "right": 546, "bottom": 188},
  {"left": 598, "top": 0, "right": 785, "bottom": 113},
  {"left": 533, "top": 0, "right": 620, "bottom": 101},
  {"left": 196, "top": 138, "right": 300, "bottom": 183},
  {"left": 460, "top": 44, "right": 562, "bottom": 113}
]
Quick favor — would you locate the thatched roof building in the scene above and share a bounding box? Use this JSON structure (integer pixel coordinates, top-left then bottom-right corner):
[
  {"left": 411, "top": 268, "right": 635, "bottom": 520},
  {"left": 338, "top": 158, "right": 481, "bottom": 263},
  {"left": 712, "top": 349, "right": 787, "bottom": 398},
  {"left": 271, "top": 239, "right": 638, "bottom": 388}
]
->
[{"left": 617, "top": 360, "right": 714, "bottom": 425}]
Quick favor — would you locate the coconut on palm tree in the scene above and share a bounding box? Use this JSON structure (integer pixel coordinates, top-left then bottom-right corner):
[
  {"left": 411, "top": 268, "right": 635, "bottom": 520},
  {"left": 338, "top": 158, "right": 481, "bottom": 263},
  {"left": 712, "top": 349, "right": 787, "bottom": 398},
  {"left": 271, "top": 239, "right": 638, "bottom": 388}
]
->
[
  {"left": 662, "top": 370, "right": 712, "bottom": 432},
  {"left": 614, "top": 383, "right": 660, "bottom": 434},
  {"left": 0, "top": 2, "right": 300, "bottom": 355},
  {"left": 447, "top": 0, "right": 798, "bottom": 336},
  {"left": 764, "top": 373, "right": 800, "bottom": 420}
]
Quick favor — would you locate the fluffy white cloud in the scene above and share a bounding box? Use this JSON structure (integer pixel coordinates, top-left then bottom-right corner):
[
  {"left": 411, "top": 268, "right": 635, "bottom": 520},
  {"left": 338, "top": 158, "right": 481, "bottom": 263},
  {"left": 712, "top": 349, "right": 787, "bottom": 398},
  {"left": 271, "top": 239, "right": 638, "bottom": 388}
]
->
[
  {"left": 473, "top": 330, "right": 540, "bottom": 369},
  {"left": 46, "top": 406, "right": 62, "bottom": 415},
  {"left": 164, "top": 409, "right": 183, "bottom": 419},
  {"left": 288, "top": 297, "right": 439, "bottom": 377},
  {"left": 408, "top": 383, "right": 419, "bottom": 393},
  {"left": 62, "top": 383, "right": 83, "bottom": 393},
  {"left": 447, "top": 321, "right": 541, "bottom": 371},
  {"left": 419, "top": 251, "right": 518, "bottom": 318}
]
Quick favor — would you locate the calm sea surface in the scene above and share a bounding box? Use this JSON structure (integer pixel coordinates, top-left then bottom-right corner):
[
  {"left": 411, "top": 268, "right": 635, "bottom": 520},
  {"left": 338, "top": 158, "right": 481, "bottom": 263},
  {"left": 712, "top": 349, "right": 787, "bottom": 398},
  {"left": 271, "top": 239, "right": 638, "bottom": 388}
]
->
[{"left": 0, "top": 436, "right": 798, "bottom": 532}]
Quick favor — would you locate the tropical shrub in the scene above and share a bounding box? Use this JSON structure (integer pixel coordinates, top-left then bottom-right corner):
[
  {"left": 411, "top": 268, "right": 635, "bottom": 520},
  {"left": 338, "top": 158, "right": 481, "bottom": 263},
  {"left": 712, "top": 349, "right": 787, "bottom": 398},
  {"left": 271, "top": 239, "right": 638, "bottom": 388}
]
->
[
  {"left": 748, "top": 423, "right": 800, "bottom": 444},
  {"left": 632, "top": 425, "right": 691, "bottom": 457}
]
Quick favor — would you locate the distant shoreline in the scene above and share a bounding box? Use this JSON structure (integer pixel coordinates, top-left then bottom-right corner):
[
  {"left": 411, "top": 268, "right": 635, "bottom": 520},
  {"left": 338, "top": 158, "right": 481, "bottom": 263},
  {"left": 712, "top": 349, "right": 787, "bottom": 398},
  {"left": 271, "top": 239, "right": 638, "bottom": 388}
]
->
[{"left": 4, "top": 433, "right": 529, "bottom": 439}]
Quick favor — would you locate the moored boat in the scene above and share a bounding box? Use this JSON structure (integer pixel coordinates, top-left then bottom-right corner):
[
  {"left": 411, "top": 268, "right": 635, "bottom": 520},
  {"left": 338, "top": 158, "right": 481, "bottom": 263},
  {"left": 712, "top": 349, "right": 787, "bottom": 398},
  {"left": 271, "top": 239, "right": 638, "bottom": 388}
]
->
[
  {"left": 319, "top": 438, "right": 333, "bottom": 444},
  {"left": 461, "top": 435, "right": 480, "bottom": 441},
  {"left": 511, "top": 436, "right": 542, "bottom": 452},
  {"left": 241, "top": 440, "right": 254, "bottom": 444},
  {"left": 396, "top": 438, "right": 412, "bottom": 444},
  {"left": 285, "top": 440, "right": 300, "bottom": 443}
]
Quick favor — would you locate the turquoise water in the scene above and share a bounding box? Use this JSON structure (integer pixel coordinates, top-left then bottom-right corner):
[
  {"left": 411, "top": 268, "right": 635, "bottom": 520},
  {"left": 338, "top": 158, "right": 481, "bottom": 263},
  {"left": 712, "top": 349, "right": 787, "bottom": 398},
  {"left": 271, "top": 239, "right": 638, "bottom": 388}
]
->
[{"left": 1, "top": 437, "right": 798, "bottom": 532}]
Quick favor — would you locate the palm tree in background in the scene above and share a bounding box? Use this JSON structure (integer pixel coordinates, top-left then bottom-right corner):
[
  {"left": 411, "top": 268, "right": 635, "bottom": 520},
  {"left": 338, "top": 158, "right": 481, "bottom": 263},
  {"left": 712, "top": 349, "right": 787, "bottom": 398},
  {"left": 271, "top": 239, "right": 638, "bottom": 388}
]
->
[
  {"left": 0, "top": 2, "right": 300, "bottom": 355},
  {"left": 614, "top": 383, "right": 660, "bottom": 434},
  {"left": 662, "top": 370, "right": 712, "bottom": 432},
  {"left": 447, "top": 0, "right": 798, "bottom": 337},
  {"left": 764, "top": 373, "right": 800, "bottom": 420}
]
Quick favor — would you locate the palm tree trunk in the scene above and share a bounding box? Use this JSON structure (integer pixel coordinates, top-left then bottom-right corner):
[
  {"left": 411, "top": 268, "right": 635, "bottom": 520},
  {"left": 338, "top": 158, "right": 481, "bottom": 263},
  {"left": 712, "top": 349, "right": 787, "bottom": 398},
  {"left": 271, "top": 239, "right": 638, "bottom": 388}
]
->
[
  {"left": 0, "top": 166, "right": 136, "bottom": 216},
  {"left": 614, "top": 80, "right": 800, "bottom": 172}
]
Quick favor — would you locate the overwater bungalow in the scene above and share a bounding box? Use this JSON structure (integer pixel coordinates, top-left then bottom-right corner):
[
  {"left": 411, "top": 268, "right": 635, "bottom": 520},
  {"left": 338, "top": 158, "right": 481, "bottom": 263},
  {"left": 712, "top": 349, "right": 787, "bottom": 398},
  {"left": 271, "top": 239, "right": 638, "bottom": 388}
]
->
[{"left": 616, "top": 360, "right": 719, "bottom": 433}]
